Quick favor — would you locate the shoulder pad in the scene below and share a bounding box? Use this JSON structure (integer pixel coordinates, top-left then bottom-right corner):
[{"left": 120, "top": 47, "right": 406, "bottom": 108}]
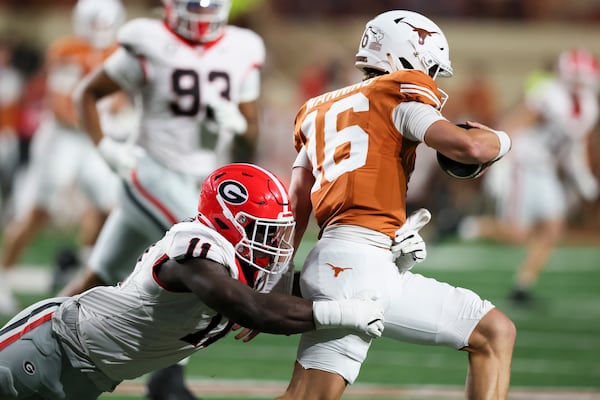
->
[
  {"left": 386, "top": 70, "right": 444, "bottom": 109},
  {"left": 225, "top": 26, "right": 266, "bottom": 66},
  {"left": 117, "top": 18, "right": 167, "bottom": 56},
  {"left": 47, "top": 36, "right": 88, "bottom": 60},
  {"left": 162, "top": 221, "right": 237, "bottom": 270}
]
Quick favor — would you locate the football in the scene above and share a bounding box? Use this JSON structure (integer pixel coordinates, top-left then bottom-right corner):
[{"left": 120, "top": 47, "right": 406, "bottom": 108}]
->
[{"left": 436, "top": 123, "right": 486, "bottom": 180}]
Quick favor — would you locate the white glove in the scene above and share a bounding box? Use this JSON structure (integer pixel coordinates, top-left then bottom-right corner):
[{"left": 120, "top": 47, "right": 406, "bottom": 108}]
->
[
  {"left": 392, "top": 208, "right": 431, "bottom": 272},
  {"left": 98, "top": 136, "right": 145, "bottom": 178},
  {"left": 207, "top": 99, "right": 247, "bottom": 135},
  {"left": 313, "top": 291, "right": 384, "bottom": 338}
]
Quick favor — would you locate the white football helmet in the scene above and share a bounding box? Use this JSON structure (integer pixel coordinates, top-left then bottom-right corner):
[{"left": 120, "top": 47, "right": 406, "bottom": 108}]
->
[
  {"left": 163, "top": 0, "right": 231, "bottom": 43},
  {"left": 73, "top": 0, "right": 125, "bottom": 49},
  {"left": 557, "top": 48, "right": 599, "bottom": 91},
  {"left": 355, "top": 10, "right": 453, "bottom": 79}
]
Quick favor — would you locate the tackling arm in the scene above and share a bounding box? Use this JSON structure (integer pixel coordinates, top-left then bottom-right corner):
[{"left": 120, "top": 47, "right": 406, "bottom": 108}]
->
[
  {"left": 179, "top": 258, "right": 316, "bottom": 334},
  {"left": 158, "top": 257, "right": 384, "bottom": 338}
]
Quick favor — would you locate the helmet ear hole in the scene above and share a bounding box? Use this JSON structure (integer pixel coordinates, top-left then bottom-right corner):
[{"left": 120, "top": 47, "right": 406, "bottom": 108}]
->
[
  {"left": 213, "top": 218, "right": 230, "bottom": 230},
  {"left": 428, "top": 64, "right": 440, "bottom": 78},
  {"left": 399, "top": 57, "right": 414, "bottom": 70}
]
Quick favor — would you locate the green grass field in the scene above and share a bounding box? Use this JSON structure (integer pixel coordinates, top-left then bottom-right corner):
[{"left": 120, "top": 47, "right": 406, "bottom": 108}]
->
[{"left": 2, "top": 229, "right": 600, "bottom": 399}]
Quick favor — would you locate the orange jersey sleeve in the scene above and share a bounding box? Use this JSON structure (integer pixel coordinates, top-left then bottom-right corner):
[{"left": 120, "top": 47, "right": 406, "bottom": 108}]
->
[{"left": 293, "top": 70, "right": 443, "bottom": 239}]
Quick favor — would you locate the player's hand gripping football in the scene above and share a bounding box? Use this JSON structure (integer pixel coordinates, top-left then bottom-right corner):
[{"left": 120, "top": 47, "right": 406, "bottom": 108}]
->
[
  {"left": 392, "top": 208, "right": 431, "bottom": 272},
  {"left": 313, "top": 290, "right": 384, "bottom": 338},
  {"left": 98, "top": 136, "right": 145, "bottom": 178}
]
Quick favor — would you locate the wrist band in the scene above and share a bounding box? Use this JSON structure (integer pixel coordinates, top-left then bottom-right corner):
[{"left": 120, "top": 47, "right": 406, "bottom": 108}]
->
[{"left": 491, "top": 129, "right": 511, "bottom": 161}]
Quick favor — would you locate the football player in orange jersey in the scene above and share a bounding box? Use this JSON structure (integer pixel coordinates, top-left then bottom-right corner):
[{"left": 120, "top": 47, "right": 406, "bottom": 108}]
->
[
  {"left": 459, "top": 48, "right": 600, "bottom": 304},
  {"left": 0, "top": 0, "right": 130, "bottom": 315},
  {"left": 277, "top": 10, "right": 516, "bottom": 400}
]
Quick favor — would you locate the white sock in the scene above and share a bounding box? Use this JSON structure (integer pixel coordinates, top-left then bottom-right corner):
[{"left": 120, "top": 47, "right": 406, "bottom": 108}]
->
[{"left": 0, "top": 268, "right": 17, "bottom": 315}]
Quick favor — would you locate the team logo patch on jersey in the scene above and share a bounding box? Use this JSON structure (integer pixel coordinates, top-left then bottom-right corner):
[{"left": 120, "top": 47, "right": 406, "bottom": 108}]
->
[
  {"left": 326, "top": 263, "right": 353, "bottom": 277},
  {"left": 23, "top": 360, "right": 36, "bottom": 376},
  {"left": 218, "top": 180, "right": 248, "bottom": 205}
]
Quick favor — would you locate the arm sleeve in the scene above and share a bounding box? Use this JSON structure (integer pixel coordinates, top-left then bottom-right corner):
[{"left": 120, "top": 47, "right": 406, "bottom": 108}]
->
[
  {"left": 103, "top": 47, "right": 145, "bottom": 91},
  {"left": 292, "top": 146, "right": 311, "bottom": 169},
  {"left": 392, "top": 101, "right": 447, "bottom": 142}
]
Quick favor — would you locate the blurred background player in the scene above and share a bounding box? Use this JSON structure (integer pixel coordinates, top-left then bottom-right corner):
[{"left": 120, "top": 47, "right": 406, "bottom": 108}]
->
[
  {"left": 459, "top": 48, "right": 600, "bottom": 304},
  {"left": 60, "top": 1, "right": 265, "bottom": 399},
  {"left": 0, "top": 40, "right": 24, "bottom": 223},
  {"left": 0, "top": 0, "right": 131, "bottom": 315}
]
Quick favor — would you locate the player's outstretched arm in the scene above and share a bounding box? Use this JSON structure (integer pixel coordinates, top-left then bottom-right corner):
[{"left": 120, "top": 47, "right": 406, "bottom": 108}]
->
[
  {"left": 424, "top": 119, "right": 510, "bottom": 165},
  {"left": 158, "top": 257, "right": 384, "bottom": 338}
]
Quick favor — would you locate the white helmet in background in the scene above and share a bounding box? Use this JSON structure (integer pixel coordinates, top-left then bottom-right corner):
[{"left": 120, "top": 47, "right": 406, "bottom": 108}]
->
[
  {"left": 163, "top": 0, "right": 231, "bottom": 43},
  {"left": 355, "top": 10, "right": 453, "bottom": 79},
  {"left": 557, "top": 48, "right": 599, "bottom": 91},
  {"left": 73, "top": 0, "right": 125, "bottom": 49}
]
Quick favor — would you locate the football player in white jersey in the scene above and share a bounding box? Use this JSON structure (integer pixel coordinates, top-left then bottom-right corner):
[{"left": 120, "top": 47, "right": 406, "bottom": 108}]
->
[
  {"left": 0, "top": 0, "right": 128, "bottom": 315},
  {"left": 0, "top": 163, "right": 385, "bottom": 400},
  {"left": 59, "top": 0, "right": 266, "bottom": 398},
  {"left": 277, "top": 10, "right": 516, "bottom": 400},
  {"left": 459, "top": 48, "right": 600, "bottom": 304}
]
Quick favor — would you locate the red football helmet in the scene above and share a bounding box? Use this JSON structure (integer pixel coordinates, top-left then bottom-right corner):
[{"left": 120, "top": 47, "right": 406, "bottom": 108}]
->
[
  {"left": 197, "top": 163, "right": 295, "bottom": 275},
  {"left": 557, "top": 48, "right": 599, "bottom": 91},
  {"left": 163, "top": 0, "right": 231, "bottom": 43}
]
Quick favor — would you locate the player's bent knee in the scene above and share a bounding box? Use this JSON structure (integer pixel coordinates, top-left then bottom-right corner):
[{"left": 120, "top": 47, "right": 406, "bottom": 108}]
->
[
  {"left": 468, "top": 309, "right": 516, "bottom": 354},
  {"left": 0, "top": 365, "right": 19, "bottom": 398}
]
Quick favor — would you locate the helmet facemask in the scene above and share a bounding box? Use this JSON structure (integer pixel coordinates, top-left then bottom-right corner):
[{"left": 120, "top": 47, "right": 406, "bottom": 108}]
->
[
  {"left": 215, "top": 194, "right": 295, "bottom": 275},
  {"left": 235, "top": 214, "right": 295, "bottom": 275},
  {"left": 165, "top": 0, "right": 231, "bottom": 43}
]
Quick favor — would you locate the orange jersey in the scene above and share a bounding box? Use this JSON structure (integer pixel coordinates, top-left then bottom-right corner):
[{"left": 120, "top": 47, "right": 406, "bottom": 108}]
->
[
  {"left": 47, "top": 36, "right": 117, "bottom": 77},
  {"left": 293, "top": 70, "right": 444, "bottom": 239},
  {"left": 45, "top": 36, "right": 119, "bottom": 126}
]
